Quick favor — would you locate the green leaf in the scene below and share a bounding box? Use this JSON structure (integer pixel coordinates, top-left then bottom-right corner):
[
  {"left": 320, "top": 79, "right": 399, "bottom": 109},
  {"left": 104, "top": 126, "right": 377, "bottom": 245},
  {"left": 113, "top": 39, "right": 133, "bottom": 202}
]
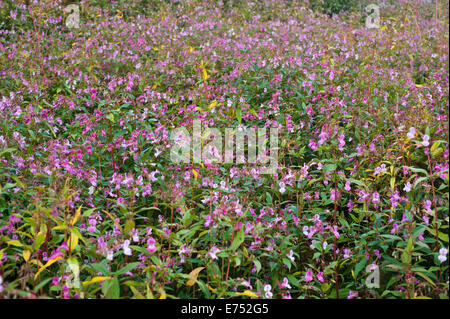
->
[
  {"left": 254, "top": 259, "right": 262, "bottom": 274},
  {"left": 34, "top": 232, "right": 46, "bottom": 250},
  {"left": 287, "top": 274, "right": 299, "bottom": 287},
  {"left": 102, "top": 277, "right": 120, "bottom": 299},
  {"left": 114, "top": 262, "right": 141, "bottom": 276},
  {"left": 426, "top": 228, "right": 449, "bottom": 242},
  {"left": 7, "top": 240, "right": 23, "bottom": 247},
  {"left": 415, "top": 272, "right": 436, "bottom": 287},
  {"left": 323, "top": 163, "right": 337, "bottom": 173},
  {"left": 106, "top": 113, "right": 115, "bottom": 123},
  {"left": 230, "top": 229, "right": 245, "bottom": 251},
  {"left": 0, "top": 148, "right": 16, "bottom": 157},
  {"left": 430, "top": 142, "right": 443, "bottom": 158},
  {"left": 236, "top": 108, "right": 242, "bottom": 124},
  {"left": 354, "top": 258, "right": 367, "bottom": 278},
  {"left": 124, "top": 219, "right": 135, "bottom": 235}
]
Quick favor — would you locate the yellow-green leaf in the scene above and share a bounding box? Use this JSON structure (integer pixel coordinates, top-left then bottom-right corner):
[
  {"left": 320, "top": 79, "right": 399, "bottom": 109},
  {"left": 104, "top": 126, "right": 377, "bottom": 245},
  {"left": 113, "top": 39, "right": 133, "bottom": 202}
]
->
[
  {"left": 186, "top": 267, "right": 204, "bottom": 287},
  {"left": 23, "top": 249, "right": 31, "bottom": 262},
  {"left": 235, "top": 290, "right": 258, "bottom": 298},
  {"left": 34, "top": 232, "right": 46, "bottom": 250},
  {"left": 7, "top": 240, "right": 23, "bottom": 247},
  {"left": 430, "top": 142, "right": 443, "bottom": 158},
  {"left": 82, "top": 276, "right": 113, "bottom": 286},
  {"left": 69, "top": 232, "right": 79, "bottom": 251},
  {"left": 192, "top": 169, "right": 198, "bottom": 181},
  {"left": 71, "top": 205, "right": 82, "bottom": 225},
  {"left": 34, "top": 256, "right": 62, "bottom": 280}
]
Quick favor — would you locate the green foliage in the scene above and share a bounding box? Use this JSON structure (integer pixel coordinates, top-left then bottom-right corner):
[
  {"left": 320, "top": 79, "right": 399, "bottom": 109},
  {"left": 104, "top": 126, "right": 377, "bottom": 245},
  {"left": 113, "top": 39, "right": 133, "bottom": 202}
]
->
[{"left": 310, "top": 0, "right": 358, "bottom": 17}]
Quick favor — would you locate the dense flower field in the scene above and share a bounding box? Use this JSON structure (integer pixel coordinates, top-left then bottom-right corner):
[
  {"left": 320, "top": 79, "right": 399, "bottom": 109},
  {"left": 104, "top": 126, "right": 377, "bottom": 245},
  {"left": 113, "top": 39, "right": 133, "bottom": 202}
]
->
[{"left": 0, "top": 0, "right": 448, "bottom": 299}]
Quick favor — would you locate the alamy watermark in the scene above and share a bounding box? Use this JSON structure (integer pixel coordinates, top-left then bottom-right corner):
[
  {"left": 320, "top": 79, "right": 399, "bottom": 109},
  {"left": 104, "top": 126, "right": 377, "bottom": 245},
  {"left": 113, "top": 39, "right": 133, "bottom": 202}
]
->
[
  {"left": 64, "top": 4, "right": 80, "bottom": 29},
  {"left": 365, "top": 4, "right": 380, "bottom": 29},
  {"left": 365, "top": 264, "right": 380, "bottom": 289}
]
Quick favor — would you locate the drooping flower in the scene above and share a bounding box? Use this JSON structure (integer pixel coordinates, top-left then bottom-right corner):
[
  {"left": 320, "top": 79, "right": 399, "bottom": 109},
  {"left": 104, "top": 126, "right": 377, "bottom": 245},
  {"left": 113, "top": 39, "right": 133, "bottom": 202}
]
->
[
  {"left": 305, "top": 269, "right": 313, "bottom": 283},
  {"left": 347, "top": 290, "right": 358, "bottom": 299},
  {"left": 281, "top": 277, "right": 291, "bottom": 289},
  {"left": 403, "top": 181, "right": 412, "bottom": 193},
  {"left": 123, "top": 239, "right": 132, "bottom": 256},
  {"left": 343, "top": 248, "right": 351, "bottom": 258},
  {"left": 146, "top": 237, "right": 156, "bottom": 253},
  {"left": 282, "top": 291, "right": 292, "bottom": 299},
  {"left": 286, "top": 250, "right": 295, "bottom": 263},
  {"left": 317, "top": 271, "right": 324, "bottom": 283},
  {"left": 421, "top": 134, "right": 430, "bottom": 147},
  {"left": 279, "top": 181, "right": 286, "bottom": 194},
  {"left": 407, "top": 127, "right": 416, "bottom": 139},
  {"left": 208, "top": 246, "right": 220, "bottom": 260},
  {"left": 264, "top": 284, "right": 273, "bottom": 298},
  {"left": 344, "top": 181, "right": 351, "bottom": 191},
  {"left": 372, "top": 192, "right": 380, "bottom": 204},
  {"left": 106, "top": 251, "right": 114, "bottom": 261},
  {"left": 438, "top": 248, "right": 448, "bottom": 263}
]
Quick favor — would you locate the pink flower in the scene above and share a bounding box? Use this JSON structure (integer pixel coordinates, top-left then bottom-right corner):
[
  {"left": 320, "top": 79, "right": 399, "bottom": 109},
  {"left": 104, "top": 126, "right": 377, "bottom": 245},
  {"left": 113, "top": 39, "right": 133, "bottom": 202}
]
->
[
  {"left": 281, "top": 277, "right": 291, "bottom": 289},
  {"left": 438, "top": 248, "right": 448, "bottom": 263},
  {"left": 264, "top": 284, "right": 273, "bottom": 299},
  {"left": 279, "top": 181, "right": 286, "bottom": 194},
  {"left": 123, "top": 239, "right": 132, "bottom": 256},
  {"left": 407, "top": 127, "right": 416, "bottom": 139},
  {"left": 282, "top": 291, "right": 292, "bottom": 299},
  {"left": 372, "top": 192, "right": 380, "bottom": 204},
  {"left": 286, "top": 250, "right": 295, "bottom": 263},
  {"left": 403, "top": 181, "right": 412, "bottom": 192},
  {"left": 204, "top": 215, "right": 213, "bottom": 227},
  {"left": 421, "top": 134, "right": 430, "bottom": 147},
  {"left": 208, "top": 246, "right": 220, "bottom": 260},
  {"left": 317, "top": 271, "right": 324, "bottom": 283},
  {"left": 146, "top": 237, "right": 156, "bottom": 253},
  {"left": 343, "top": 248, "right": 351, "bottom": 258},
  {"left": 305, "top": 269, "right": 313, "bottom": 283},
  {"left": 347, "top": 290, "right": 358, "bottom": 299},
  {"left": 344, "top": 181, "right": 351, "bottom": 191}
]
